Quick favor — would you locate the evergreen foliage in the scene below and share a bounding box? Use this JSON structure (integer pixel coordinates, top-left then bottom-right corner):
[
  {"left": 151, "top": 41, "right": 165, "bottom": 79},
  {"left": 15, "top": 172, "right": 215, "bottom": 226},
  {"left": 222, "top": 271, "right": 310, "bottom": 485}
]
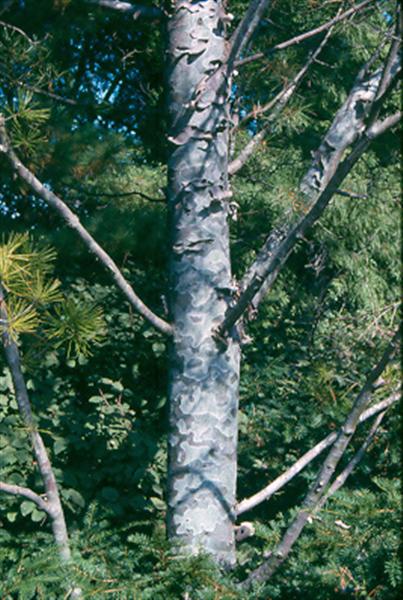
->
[{"left": 0, "top": 0, "right": 400, "bottom": 597}]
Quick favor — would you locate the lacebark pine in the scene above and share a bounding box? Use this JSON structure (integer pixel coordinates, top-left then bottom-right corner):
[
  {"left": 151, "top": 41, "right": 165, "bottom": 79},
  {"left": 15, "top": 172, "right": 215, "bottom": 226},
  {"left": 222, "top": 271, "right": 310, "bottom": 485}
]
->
[{"left": 166, "top": 0, "right": 240, "bottom": 565}]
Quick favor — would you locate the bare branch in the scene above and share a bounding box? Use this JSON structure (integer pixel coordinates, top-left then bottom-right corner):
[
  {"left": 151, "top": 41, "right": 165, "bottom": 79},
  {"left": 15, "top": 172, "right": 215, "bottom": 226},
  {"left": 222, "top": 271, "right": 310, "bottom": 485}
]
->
[
  {"left": 241, "top": 332, "right": 400, "bottom": 587},
  {"left": 0, "top": 283, "right": 72, "bottom": 561},
  {"left": 316, "top": 410, "right": 387, "bottom": 511},
  {"left": 376, "top": 3, "right": 401, "bottom": 100},
  {"left": 0, "top": 481, "right": 51, "bottom": 514},
  {"left": 227, "top": 0, "right": 271, "bottom": 69},
  {"left": 229, "top": 28, "right": 333, "bottom": 175},
  {"left": 335, "top": 189, "right": 368, "bottom": 200},
  {"left": 88, "top": 0, "right": 164, "bottom": 20},
  {"left": 79, "top": 187, "right": 166, "bottom": 203},
  {"left": 236, "top": 392, "right": 400, "bottom": 516},
  {"left": 236, "top": 0, "right": 376, "bottom": 68},
  {"left": 368, "top": 111, "right": 401, "bottom": 138},
  {"left": 0, "top": 117, "right": 173, "bottom": 337},
  {"left": 217, "top": 50, "right": 400, "bottom": 336}
]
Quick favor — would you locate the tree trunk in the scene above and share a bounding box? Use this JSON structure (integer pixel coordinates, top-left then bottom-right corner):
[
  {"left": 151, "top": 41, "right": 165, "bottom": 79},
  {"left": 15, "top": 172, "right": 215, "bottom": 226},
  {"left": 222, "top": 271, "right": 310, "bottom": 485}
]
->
[{"left": 166, "top": 0, "right": 240, "bottom": 566}]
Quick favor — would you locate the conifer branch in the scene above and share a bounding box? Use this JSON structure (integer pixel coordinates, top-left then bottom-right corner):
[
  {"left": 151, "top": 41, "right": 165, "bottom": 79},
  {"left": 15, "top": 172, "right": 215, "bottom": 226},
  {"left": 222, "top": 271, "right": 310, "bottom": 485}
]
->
[
  {"left": 235, "top": 391, "right": 400, "bottom": 516},
  {"left": 0, "top": 19, "right": 36, "bottom": 44},
  {"left": 0, "top": 282, "right": 72, "bottom": 563},
  {"left": 0, "top": 117, "right": 173, "bottom": 337},
  {"left": 218, "top": 50, "right": 400, "bottom": 337},
  {"left": 241, "top": 332, "right": 400, "bottom": 587},
  {"left": 0, "top": 481, "right": 51, "bottom": 514},
  {"left": 229, "top": 27, "right": 334, "bottom": 176},
  {"left": 236, "top": 0, "right": 376, "bottom": 67}
]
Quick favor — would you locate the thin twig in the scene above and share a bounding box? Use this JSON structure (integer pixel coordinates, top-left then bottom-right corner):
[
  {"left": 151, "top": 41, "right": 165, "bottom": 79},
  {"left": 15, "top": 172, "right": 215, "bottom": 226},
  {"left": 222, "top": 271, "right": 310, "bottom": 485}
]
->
[
  {"left": 0, "top": 116, "right": 173, "bottom": 337},
  {"left": 236, "top": 0, "right": 375, "bottom": 67},
  {"left": 241, "top": 332, "right": 400, "bottom": 587},
  {"left": 316, "top": 410, "right": 387, "bottom": 511},
  {"left": 227, "top": 0, "right": 271, "bottom": 69},
  {"left": 236, "top": 392, "right": 399, "bottom": 516},
  {"left": 229, "top": 26, "right": 334, "bottom": 175},
  {"left": 0, "top": 19, "right": 36, "bottom": 44}
]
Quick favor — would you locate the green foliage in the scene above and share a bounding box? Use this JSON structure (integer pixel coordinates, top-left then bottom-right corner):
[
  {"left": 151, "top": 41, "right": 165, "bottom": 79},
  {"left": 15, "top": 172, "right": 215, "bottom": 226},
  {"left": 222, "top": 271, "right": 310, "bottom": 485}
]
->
[
  {"left": 0, "top": 233, "right": 105, "bottom": 355},
  {"left": 0, "top": 0, "right": 401, "bottom": 597},
  {"left": 45, "top": 298, "right": 105, "bottom": 357}
]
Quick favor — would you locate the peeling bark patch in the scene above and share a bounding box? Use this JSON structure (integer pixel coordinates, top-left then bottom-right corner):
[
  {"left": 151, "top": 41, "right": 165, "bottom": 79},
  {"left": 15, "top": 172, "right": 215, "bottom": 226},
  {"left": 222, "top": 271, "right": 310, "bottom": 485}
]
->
[{"left": 167, "top": 0, "right": 239, "bottom": 566}]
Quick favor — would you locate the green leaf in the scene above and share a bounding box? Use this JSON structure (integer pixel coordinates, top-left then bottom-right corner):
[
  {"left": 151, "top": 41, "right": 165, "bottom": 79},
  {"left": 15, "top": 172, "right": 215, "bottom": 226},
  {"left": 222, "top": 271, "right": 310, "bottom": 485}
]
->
[
  {"left": 20, "top": 501, "right": 35, "bottom": 516},
  {"left": 64, "top": 488, "right": 85, "bottom": 509},
  {"left": 31, "top": 508, "right": 46, "bottom": 522},
  {"left": 53, "top": 438, "right": 67, "bottom": 455},
  {"left": 150, "top": 497, "right": 166, "bottom": 511}
]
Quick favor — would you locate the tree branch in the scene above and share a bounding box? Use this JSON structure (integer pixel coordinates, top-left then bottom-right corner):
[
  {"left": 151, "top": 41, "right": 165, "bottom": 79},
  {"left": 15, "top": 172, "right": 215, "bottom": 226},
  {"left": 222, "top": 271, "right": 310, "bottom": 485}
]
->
[
  {"left": 88, "top": 0, "right": 164, "bottom": 20},
  {"left": 241, "top": 332, "right": 400, "bottom": 587},
  {"left": 0, "top": 481, "right": 51, "bottom": 514},
  {"left": 227, "top": 0, "right": 271, "bottom": 69},
  {"left": 316, "top": 409, "right": 387, "bottom": 511},
  {"left": 235, "top": 391, "right": 400, "bottom": 516},
  {"left": 217, "top": 50, "right": 400, "bottom": 337},
  {"left": 0, "top": 117, "right": 173, "bottom": 337},
  {"left": 334, "top": 188, "right": 368, "bottom": 200},
  {"left": 0, "top": 283, "right": 72, "bottom": 562},
  {"left": 375, "top": 3, "right": 401, "bottom": 101},
  {"left": 0, "top": 1, "right": 15, "bottom": 18},
  {"left": 236, "top": 0, "right": 376, "bottom": 68},
  {"left": 368, "top": 111, "right": 401, "bottom": 138},
  {"left": 229, "top": 27, "right": 334, "bottom": 175},
  {"left": 0, "top": 19, "right": 37, "bottom": 44},
  {"left": 79, "top": 187, "right": 166, "bottom": 203},
  {"left": 0, "top": 71, "right": 79, "bottom": 106}
]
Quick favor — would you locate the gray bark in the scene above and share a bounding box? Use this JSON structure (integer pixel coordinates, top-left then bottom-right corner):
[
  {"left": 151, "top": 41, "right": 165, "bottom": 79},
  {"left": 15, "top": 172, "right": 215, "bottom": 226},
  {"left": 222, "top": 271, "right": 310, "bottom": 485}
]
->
[
  {"left": 219, "top": 49, "right": 400, "bottom": 335},
  {"left": 166, "top": 0, "right": 240, "bottom": 566}
]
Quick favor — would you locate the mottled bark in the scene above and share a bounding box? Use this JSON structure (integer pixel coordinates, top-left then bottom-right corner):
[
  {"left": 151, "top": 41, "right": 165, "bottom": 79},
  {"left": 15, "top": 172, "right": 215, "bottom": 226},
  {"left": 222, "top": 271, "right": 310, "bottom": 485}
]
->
[
  {"left": 166, "top": 0, "right": 240, "bottom": 565},
  {"left": 219, "top": 49, "right": 400, "bottom": 335}
]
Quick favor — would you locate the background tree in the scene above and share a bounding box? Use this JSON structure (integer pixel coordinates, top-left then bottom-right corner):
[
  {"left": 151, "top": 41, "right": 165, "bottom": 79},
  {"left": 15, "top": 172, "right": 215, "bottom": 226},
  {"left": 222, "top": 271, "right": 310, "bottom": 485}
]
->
[{"left": 0, "top": 0, "right": 400, "bottom": 597}]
